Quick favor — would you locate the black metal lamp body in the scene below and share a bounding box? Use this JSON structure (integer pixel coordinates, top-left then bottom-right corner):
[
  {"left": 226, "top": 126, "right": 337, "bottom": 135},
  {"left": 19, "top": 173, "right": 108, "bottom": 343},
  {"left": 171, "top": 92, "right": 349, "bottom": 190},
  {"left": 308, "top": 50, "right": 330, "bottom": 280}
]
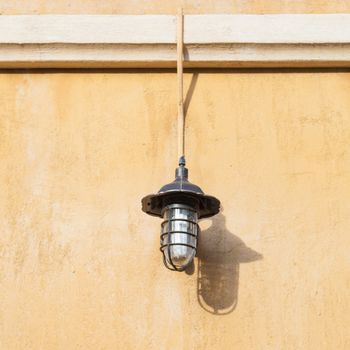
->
[{"left": 142, "top": 159, "right": 220, "bottom": 271}]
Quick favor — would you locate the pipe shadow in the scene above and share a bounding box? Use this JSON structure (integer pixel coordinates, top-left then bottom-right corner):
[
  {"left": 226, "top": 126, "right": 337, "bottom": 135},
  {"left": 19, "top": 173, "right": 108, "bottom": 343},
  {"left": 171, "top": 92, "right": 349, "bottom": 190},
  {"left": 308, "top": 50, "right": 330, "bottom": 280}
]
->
[
  {"left": 194, "top": 212, "right": 263, "bottom": 315},
  {"left": 184, "top": 72, "right": 198, "bottom": 119}
]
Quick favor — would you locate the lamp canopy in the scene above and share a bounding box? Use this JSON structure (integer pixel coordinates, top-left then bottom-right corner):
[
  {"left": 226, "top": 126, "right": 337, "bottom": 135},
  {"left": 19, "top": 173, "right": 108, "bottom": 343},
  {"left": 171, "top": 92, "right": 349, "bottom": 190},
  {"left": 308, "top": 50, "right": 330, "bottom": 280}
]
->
[{"left": 142, "top": 157, "right": 220, "bottom": 220}]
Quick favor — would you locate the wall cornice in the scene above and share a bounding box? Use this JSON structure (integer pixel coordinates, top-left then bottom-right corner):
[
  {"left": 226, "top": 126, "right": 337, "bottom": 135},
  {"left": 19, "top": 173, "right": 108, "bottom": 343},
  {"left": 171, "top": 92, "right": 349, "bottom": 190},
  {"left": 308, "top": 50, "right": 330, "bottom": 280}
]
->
[{"left": 0, "top": 14, "right": 350, "bottom": 68}]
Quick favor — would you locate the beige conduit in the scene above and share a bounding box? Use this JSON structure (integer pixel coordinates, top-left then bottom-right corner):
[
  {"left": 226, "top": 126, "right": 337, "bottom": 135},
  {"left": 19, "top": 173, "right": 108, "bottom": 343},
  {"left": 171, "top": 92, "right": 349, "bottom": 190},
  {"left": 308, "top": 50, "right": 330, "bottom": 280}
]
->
[{"left": 177, "top": 8, "right": 185, "bottom": 163}]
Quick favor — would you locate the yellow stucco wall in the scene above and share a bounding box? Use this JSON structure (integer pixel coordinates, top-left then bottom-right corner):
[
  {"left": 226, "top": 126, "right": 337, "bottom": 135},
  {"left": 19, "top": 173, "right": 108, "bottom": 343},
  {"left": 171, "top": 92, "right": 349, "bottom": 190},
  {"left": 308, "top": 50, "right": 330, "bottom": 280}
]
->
[
  {"left": 1, "top": 0, "right": 350, "bottom": 14},
  {"left": 0, "top": 70, "right": 349, "bottom": 349},
  {"left": 0, "top": 1, "right": 350, "bottom": 349}
]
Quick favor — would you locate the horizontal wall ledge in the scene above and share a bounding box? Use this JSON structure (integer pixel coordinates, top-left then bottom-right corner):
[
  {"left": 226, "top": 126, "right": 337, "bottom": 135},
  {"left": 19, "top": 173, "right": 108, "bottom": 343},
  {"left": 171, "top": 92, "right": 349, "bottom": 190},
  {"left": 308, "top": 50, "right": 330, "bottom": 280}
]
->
[{"left": 0, "top": 14, "right": 350, "bottom": 68}]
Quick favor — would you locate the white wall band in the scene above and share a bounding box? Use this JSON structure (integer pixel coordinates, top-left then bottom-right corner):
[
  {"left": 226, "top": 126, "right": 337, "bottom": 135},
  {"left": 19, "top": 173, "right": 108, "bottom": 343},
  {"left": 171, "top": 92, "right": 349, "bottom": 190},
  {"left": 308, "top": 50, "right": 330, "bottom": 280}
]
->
[{"left": 0, "top": 14, "right": 349, "bottom": 68}]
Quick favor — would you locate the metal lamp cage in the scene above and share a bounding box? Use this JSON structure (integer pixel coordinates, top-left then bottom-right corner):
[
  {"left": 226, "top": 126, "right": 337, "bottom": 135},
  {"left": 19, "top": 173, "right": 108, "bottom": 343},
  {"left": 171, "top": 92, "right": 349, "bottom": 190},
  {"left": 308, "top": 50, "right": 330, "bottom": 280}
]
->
[{"left": 160, "top": 203, "right": 199, "bottom": 271}]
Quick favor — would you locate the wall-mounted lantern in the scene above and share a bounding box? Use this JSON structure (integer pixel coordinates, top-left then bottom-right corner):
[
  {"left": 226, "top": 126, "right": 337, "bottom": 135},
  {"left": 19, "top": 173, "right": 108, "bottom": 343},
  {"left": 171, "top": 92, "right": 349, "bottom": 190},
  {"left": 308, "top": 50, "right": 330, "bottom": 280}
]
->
[
  {"left": 141, "top": 9, "right": 220, "bottom": 271},
  {"left": 142, "top": 157, "right": 220, "bottom": 271}
]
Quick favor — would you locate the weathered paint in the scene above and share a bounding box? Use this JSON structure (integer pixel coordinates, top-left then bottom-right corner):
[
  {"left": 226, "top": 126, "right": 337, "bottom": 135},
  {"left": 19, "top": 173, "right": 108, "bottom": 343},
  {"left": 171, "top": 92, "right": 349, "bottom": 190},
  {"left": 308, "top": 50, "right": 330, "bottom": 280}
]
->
[
  {"left": 0, "top": 71, "right": 349, "bottom": 349},
  {"left": 1, "top": 0, "right": 350, "bottom": 14}
]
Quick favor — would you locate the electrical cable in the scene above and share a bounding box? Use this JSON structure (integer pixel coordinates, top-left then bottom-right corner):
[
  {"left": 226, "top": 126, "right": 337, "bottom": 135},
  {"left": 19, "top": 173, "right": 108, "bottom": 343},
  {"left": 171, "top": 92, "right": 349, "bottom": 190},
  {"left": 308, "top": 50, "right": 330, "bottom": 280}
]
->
[{"left": 177, "top": 8, "right": 185, "bottom": 164}]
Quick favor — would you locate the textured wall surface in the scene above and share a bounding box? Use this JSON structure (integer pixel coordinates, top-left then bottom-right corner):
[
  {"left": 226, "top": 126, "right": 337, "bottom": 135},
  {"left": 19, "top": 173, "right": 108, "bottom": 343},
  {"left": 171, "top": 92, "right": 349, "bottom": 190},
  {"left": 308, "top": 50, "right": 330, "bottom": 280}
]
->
[
  {"left": 1, "top": 0, "right": 350, "bottom": 14},
  {"left": 0, "top": 70, "right": 349, "bottom": 349}
]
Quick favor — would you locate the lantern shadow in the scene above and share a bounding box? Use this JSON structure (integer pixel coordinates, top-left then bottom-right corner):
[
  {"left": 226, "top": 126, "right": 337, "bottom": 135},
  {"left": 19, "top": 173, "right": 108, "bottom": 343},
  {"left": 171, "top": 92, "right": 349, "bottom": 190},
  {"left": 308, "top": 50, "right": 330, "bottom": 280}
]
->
[{"left": 192, "top": 212, "right": 263, "bottom": 315}]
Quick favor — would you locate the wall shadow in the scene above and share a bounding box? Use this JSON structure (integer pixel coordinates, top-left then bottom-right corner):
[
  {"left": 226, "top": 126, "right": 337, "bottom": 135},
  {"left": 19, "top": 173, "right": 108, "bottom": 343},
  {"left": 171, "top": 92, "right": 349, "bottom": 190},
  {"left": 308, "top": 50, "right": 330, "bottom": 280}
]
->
[
  {"left": 194, "top": 213, "right": 263, "bottom": 315},
  {"left": 184, "top": 72, "right": 198, "bottom": 119}
]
